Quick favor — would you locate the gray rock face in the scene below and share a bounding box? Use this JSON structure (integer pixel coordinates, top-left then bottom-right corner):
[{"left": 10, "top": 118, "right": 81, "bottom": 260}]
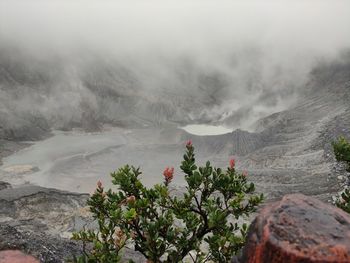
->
[
  {"left": 0, "top": 224, "right": 82, "bottom": 263},
  {"left": 238, "top": 60, "right": 350, "bottom": 200},
  {"left": 0, "top": 181, "right": 11, "bottom": 190},
  {"left": 0, "top": 183, "right": 89, "bottom": 262},
  {"left": 187, "top": 129, "right": 266, "bottom": 156},
  {"left": 0, "top": 184, "right": 89, "bottom": 232}
]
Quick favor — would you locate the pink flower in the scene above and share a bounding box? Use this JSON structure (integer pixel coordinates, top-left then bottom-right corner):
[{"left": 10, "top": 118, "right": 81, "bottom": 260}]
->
[
  {"left": 163, "top": 167, "right": 174, "bottom": 184},
  {"left": 186, "top": 140, "right": 192, "bottom": 147},
  {"left": 97, "top": 180, "right": 103, "bottom": 189},
  {"left": 229, "top": 159, "right": 235, "bottom": 169},
  {"left": 242, "top": 170, "right": 248, "bottom": 177}
]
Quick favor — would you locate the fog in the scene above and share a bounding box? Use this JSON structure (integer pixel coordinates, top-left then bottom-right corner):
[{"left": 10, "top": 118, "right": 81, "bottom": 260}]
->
[
  {"left": 2, "top": 0, "right": 350, "bottom": 55},
  {"left": 1, "top": 0, "right": 350, "bottom": 133}
]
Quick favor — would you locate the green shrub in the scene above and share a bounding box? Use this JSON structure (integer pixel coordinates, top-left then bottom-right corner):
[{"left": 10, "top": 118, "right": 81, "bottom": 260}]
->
[
  {"left": 72, "top": 141, "right": 263, "bottom": 262},
  {"left": 332, "top": 136, "right": 350, "bottom": 214},
  {"left": 332, "top": 136, "right": 350, "bottom": 172}
]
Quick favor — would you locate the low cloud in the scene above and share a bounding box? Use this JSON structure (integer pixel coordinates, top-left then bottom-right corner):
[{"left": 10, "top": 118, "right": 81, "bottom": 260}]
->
[{"left": 0, "top": 0, "right": 349, "bottom": 133}]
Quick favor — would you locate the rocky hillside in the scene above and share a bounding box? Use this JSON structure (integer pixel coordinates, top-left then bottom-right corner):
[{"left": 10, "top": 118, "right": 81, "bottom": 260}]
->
[
  {"left": 245, "top": 57, "right": 350, "bottom": 201},
  {"left": 0, "top": 182, "right": 88, "bottom": 262},
  {"left": 0, "top": 45, "right": 235, "bottom": 140},
  {"left": 185, "top": 55, "right": 350, "bottom": 201}
]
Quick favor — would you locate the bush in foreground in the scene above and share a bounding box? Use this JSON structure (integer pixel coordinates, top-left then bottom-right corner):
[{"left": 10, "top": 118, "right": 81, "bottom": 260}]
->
[
  {"left": 332, "top": 136, "right": 350, "bottom": 213},
  {"left": 72, "top": 142, "right": 263, "bottom": 262},
  {"left": 332, "top": 136, "right": 350, "bottom": 172}
]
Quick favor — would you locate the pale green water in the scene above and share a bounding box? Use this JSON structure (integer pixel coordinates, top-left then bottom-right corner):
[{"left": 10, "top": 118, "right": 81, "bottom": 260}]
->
[
  {"left": 181, "top": 124, "right": 232, "bottom": 136},
  {"left": 0, "top": 127, "right": 227, "bottom": 193}
]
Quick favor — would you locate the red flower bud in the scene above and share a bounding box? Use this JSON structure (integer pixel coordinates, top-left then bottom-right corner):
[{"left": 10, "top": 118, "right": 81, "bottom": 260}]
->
[
  {"left": 163, "top": 167, "right": 174, "bottom": 185},
  {"left": 186, "top": 140, "right": 192, "bottom": 147},
  {"left": 229, "top": 159, "right": 235, "bottom": 169},
  {"left": 242, "top": 170, "right": 248, "bottom": 177}
]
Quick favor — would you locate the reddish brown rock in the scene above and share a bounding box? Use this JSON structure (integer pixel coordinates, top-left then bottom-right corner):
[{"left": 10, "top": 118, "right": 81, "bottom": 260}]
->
[
  {"left": 0, "top": 250, "right": 39, "bottom": 263},
  {"left": 241, "top": 194, "right": 350, "bottom": 263}
]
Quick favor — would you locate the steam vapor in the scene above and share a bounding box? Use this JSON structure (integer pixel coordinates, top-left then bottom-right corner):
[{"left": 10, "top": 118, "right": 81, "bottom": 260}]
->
[{"left": 0, "top": 0, "right": 350, "bottom": 136}]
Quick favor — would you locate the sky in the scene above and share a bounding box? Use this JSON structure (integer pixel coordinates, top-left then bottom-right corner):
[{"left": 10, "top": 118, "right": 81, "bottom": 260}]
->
[{"left": 1, "top": 0, "right": 349, "bottom": 57}]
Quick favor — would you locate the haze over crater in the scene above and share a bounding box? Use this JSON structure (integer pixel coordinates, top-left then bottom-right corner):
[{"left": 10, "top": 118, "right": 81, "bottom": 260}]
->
[{"left": 1, "top": 0, "right": 349, "bottom": 132}]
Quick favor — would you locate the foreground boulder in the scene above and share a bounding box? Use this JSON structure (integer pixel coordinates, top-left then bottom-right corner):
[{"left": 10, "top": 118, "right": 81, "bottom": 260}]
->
[
  {"left": 241, "top": 194, "right": 350, "bottom": 263},
  {"left": 0, "top": 250, "right": 39, "bottom": 263}
]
